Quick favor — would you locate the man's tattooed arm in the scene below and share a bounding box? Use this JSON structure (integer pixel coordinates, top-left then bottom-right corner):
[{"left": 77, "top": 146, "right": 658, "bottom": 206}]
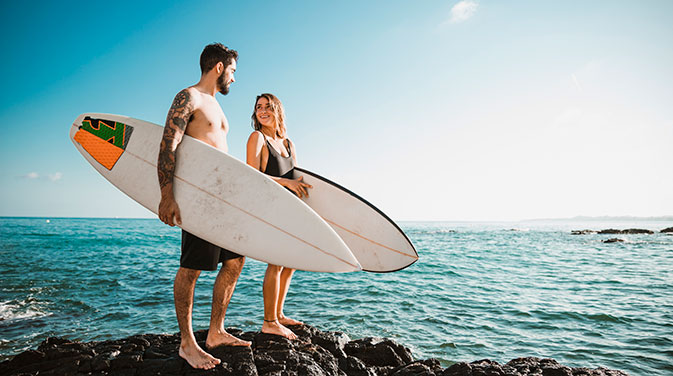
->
[{"left": 158, "top": 89, "right": 194, "bottom": 195}]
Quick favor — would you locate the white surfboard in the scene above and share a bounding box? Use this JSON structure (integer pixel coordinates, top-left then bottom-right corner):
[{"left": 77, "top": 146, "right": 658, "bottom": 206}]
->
[
  {"left": 69, "top": 113, "right": 361, "bottom": 273},
  {"left": 293, "top": 168, "right": 418, "bottom": 272}
]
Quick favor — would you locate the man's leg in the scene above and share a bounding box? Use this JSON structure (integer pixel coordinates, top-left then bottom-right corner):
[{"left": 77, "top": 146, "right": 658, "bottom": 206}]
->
[
  {"left": 174, "top": 267, "right": 221, "bottom": 370},
  {"left": 277, "top": 267, "right": 303, "bottom": 326},
  {"left": 206, "top": 257, "right": 251, "bottom": 347}
]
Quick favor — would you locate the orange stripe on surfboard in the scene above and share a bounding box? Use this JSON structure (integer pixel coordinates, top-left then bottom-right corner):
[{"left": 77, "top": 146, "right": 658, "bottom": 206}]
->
[{"left": 74, "top": 129, "right": 124, "bottom": 170}]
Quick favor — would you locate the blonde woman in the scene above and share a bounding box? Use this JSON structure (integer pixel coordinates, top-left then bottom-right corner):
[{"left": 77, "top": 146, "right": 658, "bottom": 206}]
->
[{"left": 246, "top": 93, "right": 312, "bottom": 339}]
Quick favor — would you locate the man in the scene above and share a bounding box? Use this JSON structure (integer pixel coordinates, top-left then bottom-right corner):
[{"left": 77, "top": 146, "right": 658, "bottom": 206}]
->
[{"left": 157, "top": 43, "right": 250, "bottom": 371}]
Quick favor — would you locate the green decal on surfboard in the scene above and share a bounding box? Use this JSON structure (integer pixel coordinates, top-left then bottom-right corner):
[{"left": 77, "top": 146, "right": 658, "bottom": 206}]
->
[{"left": 80, "top": 116, "right": 133, "bottom": 149}]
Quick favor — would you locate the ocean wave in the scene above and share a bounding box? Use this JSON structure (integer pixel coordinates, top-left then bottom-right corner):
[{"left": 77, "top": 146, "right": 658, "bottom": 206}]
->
[
  {"left": 19, "top": 233, "right": 61, "bottom": 237},
  {"left": 0, "top": 299, "right": 51, "bottom": 322},
  {"left": 529, "top": 309, "right": 629, "bottom": 324}
]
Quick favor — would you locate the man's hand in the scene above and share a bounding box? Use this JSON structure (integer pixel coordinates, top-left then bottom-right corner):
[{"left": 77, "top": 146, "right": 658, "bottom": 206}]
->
[{"left": 158, "top": 195, "right": 182, "bottom": 226}]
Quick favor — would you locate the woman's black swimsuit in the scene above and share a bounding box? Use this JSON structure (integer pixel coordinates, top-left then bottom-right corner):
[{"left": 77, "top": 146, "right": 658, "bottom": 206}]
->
[{"left": 262, "top": 133, "right": 295, "bottom": 179}]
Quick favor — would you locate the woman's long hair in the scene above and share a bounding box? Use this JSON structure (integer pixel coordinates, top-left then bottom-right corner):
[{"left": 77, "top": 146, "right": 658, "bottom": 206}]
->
[{"left": 251, "top": 93, "right": 287, "bottom": 138}]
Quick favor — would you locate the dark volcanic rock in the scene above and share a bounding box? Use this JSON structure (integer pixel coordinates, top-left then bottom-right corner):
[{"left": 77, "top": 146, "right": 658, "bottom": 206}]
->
[
  {"left": 1, "top": 327, "right": 630, "bottom": 376},
  {"left": 661, "top": 227, "right": 673, "bottom": 233},
  {"left": 311, "top": 328, "right": 351, "bottom": 359},
  {"left": 571, "top": 230, "right": 596, "bottom": 235},
  {"left": 345, "top": 337, "right": 414, "bottom": 368},
  {"left": 391, "top": 358, "right": 444, "bottom": 375},
  {"left": 603, "top": 238, "right": 625, "bottom": 243},
  {"left": 621, "top": 228, "right": 653, "bottom": 234},
  {"left": 597, "top": 228, "right": 653, "bottom": 235}
]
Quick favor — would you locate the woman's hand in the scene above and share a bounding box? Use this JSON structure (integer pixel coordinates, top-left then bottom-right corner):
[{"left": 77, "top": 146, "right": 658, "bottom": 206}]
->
[{"left": 281, "top": 176, "right": 312, "bottom": 198}]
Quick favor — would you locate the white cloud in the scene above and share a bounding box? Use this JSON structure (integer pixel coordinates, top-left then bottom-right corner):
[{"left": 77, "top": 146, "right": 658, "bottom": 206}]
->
[
  {"left": 449, "top": 1, "right": 479, "bottom": 23},
  {"left": 571, "top": 74, "right": 583, "bottom": 92},
  {"left": 18, "top": 172, "right": 63, "bottom": 181}
]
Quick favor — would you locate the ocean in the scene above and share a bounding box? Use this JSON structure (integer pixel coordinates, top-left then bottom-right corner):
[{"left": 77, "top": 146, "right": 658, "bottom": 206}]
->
[{"left": 1, "top": 217, "right": 671, "bottom": 375}]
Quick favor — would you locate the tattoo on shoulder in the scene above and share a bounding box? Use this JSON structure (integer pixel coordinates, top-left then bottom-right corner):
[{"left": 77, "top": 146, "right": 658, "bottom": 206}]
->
[{"left": 166, "top": 89, "right": 195, "bottom": 132}]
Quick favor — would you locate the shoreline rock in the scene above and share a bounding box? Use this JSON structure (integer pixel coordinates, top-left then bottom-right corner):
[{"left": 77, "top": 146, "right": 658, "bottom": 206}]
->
[
  {"left": 571, "top": 230, "right": 596, "bottom": 235},
  {"left": 598, "top": 229, "right": 654, "bottom": 234},
  {"left": 603, "top": 238, "right": 625, "bottom": 243},
  {"left": 571, "top": 228, "right": 662, "bottom": 235},
  {"left": 0, "top": 325, "right": 629, "bottom": 376}
]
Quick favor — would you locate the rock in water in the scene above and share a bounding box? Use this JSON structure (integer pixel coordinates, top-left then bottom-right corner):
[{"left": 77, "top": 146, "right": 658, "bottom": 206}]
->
[
  {"left": 571, "top": 230, "right": 596, "bottom": 235},
  {"left": 622, "top": 228, "right": 653, "bottom": 234},
  {"left": 0, "top": 326, "right": 630, "bottom": 375},
  {"left": 598, "top": 228, "right": 653, "bottom": 234}
]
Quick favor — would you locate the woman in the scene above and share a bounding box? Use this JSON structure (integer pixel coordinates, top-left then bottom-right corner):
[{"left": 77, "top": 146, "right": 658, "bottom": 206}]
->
[{"left": 246, "top": 93, "right": 312, "bottom": 339}]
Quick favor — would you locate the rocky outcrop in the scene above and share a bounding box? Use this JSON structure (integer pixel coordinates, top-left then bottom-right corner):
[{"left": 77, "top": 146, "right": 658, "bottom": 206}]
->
[
  {"left": 621, "top": 229, "right": 653, "bottom": 234},
  {"left": 571, "top": 230, "right": 596, "bottom": 235},
  {"left": 661, "top": 227, "right": 673, "bottom": 233},
  {"left": 597, "top": 229, "right": 653, "bottom": 234},
  {"left": 572, "top": 228, "right": 657, "bottom": 235},
  {"left": 603, "top": 238, "right": 625, "bottom": 243},
  {"left": 0, "top": 325, "right": 629, "bottom": 376},
  {"left": 441, "top": 358, "right": 630, "bottom": 376}
]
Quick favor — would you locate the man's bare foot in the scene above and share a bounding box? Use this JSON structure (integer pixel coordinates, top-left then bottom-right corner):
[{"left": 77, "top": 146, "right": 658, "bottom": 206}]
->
[
  {"left": 179, "top": 343, "right": 221, "bottom": 370},
  {"left": 262, "top": 320, "right": 297, "bottom": 340},
  {"left": 278, "top": 315, "right": 304, "bottom": 326},
  {"left": 205, "top": 329, "right": 252, "bottom": 348}
]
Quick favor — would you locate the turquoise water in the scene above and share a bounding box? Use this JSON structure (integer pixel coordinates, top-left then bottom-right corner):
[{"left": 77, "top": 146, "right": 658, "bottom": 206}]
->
[{"left": 1, "top": 217, "right": 672, "bottom": 375}]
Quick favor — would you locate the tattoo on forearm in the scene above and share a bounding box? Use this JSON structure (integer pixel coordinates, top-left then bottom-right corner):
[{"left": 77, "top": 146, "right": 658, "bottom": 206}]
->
[{"left": 158, "top": 89, "right": 194, "bottom": 190}]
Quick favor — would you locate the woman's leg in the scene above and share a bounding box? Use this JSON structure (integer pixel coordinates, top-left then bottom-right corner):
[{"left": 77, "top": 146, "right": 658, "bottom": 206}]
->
[
  {"left": 277, "top": 268, "right": 304, "bottom": 326},
  {"left": 261, "top": 264, "right": 297, "bottom": 339}
]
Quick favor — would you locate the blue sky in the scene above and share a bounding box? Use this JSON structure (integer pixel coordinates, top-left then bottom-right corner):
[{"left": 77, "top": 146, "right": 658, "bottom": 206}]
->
[{"left": 1, "top": 1, "right": 672, "bottom": 221}]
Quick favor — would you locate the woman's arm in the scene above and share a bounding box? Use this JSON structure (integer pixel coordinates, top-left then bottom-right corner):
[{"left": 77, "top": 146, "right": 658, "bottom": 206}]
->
[{"left": 246, "top": 131, "right": 266, "bottom": 171}]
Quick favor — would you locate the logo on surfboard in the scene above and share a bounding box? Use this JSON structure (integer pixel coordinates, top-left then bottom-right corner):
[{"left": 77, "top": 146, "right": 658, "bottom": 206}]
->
[{"left": 74, "top": 117, "right": 134, "bottom": 170}]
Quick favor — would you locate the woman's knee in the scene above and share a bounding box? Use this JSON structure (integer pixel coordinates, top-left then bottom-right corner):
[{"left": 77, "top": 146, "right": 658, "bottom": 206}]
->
[{"left": 266, "top": 264, "right": 282, "bottom": 274}]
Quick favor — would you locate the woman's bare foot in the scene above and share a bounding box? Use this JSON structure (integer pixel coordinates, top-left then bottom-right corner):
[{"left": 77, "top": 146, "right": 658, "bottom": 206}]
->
[
  {"left": 205, "top": 329, "right": 252, "bottom": 348},
  {"left": 278, "top": 315, "right": 304, "bottom": 326},
  {"left": 179, "top": 343, "right": 221, "bottom": 370},
  {"left": 262, "top": 320, "right": 297, "bottom": 340}
]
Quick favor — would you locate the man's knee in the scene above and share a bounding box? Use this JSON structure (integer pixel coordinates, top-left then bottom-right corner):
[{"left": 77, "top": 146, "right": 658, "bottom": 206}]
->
[
  {"left": 224, "top": 256, "right": 245, "bottom": 271},
  {"left": 176, "top": 267, "right": 201, "bottom": 283}
]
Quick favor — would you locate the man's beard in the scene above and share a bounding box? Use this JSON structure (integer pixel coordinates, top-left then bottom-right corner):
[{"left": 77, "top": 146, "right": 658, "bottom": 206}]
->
[{"left": 217, "top": 71, "right": 230, "bottom": 95}]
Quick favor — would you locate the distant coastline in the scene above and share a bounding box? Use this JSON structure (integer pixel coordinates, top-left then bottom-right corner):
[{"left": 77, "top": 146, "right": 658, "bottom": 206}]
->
[
  {"left": 524, "top": 215, "right": 673, "bottom": 222},
  {"left": 400, "top": 215, "right": 673, "bottom": 224}
]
